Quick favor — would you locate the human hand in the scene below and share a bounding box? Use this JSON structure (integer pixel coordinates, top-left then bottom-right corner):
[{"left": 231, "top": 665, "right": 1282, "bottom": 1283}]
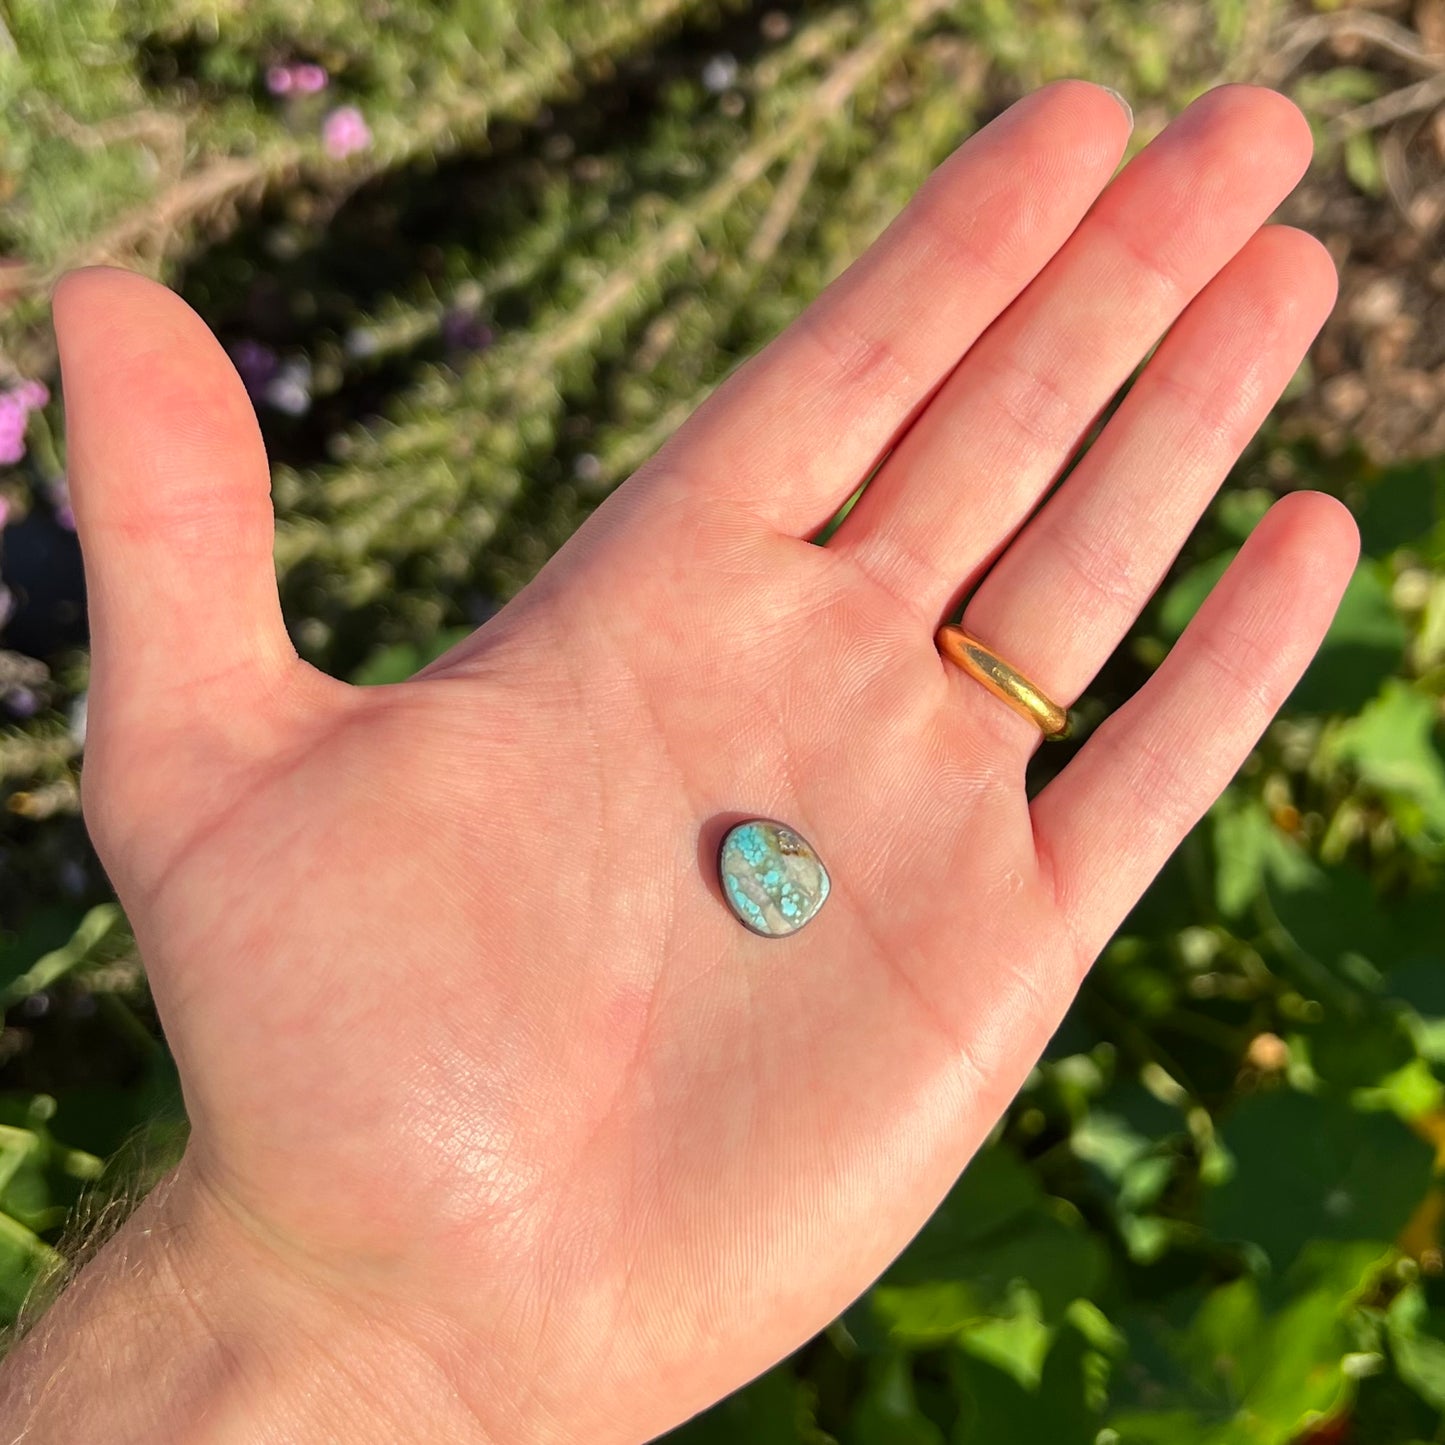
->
[{"left": 6, "top": 81, "right": 1355, "bottom": 1444}]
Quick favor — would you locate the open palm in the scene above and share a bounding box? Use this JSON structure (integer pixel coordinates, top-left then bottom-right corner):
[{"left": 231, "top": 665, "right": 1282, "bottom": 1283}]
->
[{"left": 52, "top": 82, "right": 1355, "bottom": 1443}]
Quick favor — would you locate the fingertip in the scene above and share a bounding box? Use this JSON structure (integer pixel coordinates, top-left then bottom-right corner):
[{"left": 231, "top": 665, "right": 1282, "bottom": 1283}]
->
[
  {"left": 1266, "top": 489, "right": 1362, "bottom": 588},
  {"left": 1187, "top": 83, "right": 1315, "bottom": 172},
  {"left": 1262, "top": 225, "right": 1339, "bottom": 300},
  {"left": 1239, "top": 225, "right": 1340, "bottom": 326},
  {"left": 1028, "top": 77, "right": 1135, "bottom": 148}
]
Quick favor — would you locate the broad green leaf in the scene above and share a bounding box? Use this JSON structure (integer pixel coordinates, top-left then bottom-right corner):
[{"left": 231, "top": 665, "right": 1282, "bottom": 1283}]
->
[
  {"left": 1216, "top": 489, "right": 1274, "bottom": 543},
  {"left": 1355, "top": 459, "right": 1444, "bottom": 561},
  {"left": 1387, "top": 1281, "right": 1445, "bottom": 1412},
  {"left": 1287, "top": 566, "right": 1408, "bottom": 715},
  {"left": 848, "top": 1355, "right": 946, "bottom": 1445},
  {"left": 0, "top": 1211, "right": 61, "bottom": 1319},
  {"left": 1387, "top": 958, "right": 1445, "bottom": 1062},
  {"left": 951, "top": 1319, "right": 1105, "bottom": 1445},
  {"left": 1206, "top": 1089, "right": 1433, "bottom": 1274},
  {"left": 878, "top": 1204, "right": 1106, "bottom": 1328},
  {"left": 349, "top": 626, "right": 471, "bottom": 685},
  {"left": 1111, "top": 1246, "right": 1382, "bottom": 1442},
  {"left": 883, "top": 1143, "right": 1043, "bottom": 1271},
  {"left": 663, "top": 1367, "right": 832, "bottom": 1445},
  {"left": 1211, "top": 790, "right": 1316, "bottom": 918},
  {"left": 956, "top": 1283, "right": 1051, "bottom": 1388},
  {"left": 1269, "top": 862, "right": 1442, "bottom": 977},
  {"left": 1157, "top": 550, "right": 1237, "bottom": 641},
  {"left": 1327, "top": 681, "right": 1445, "bottom": 839},
  {"left": 1297, "top": 1003, "right": 1416, "bottom": 1092}
]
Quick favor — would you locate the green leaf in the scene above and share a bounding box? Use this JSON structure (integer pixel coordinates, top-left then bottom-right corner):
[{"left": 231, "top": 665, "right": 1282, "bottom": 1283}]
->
[
  {"left": 952, "top": 1318, "right": 1106, "bottom": 1445},
  {"left": 1205, "top": 1089, "right": 1433, "bottom": 1274},
  {"left": 0, "top": 904, "right": 123, "bottom": 1008},
  {"left": 1298, "top": 1003, "right": 1416, "bottom": 1092},
  {"left": 1157, "top": 550, "right": 1237, "bottom": 641},
  {"left": 349, "top": 626, "right": 472, "bottom": 685},
  {"left": 884, "top": 1143, "right": 1043, "bottom": 1268},
  {"left": 1287, "top": 566, "right": 1408, "bottom": 715},
  {"left": 1387, "top": 1280, "right": 1445, "bottom": 1412},
  {"left": 1111, "top": 1245, "right": 1382, "bottom": 1442},
  {"left": 878, "top": 1196, "right": 1103, "bottom": 1323},
  {"left": 1216, "top": 489, "right": 1275, "bottom": 543},
  {"left": 1386, "top": 957, "right": 1445, "bottom": 1062},
  {"left": 956, "top": 1283, "right": 1052, "bottom": 1388},
  {"left": 0, "top": 907, "right": 91, "bottom": 996},
  {"left": 1344, "top": 130, "right": 1384, "bottom": 195},
  {"left": 1327, "top": 680, "right": 1445, "bottom": 838},
  {"left": 1355, "top": 459, "right": 1445, "bottom": 561},
  {"left": 1211, "top": 790, "right": 1316, "bottom": 918},
  {"left": 1269, "top": 861, "right": 1442, "bottom": 977},
  {"left": 868, "top": 1145, "right": 1106, "bottom": 1349},
  {"left": 663, "top": 1367, "right": 832, "bottom": 1445},
  {"left": 849, "top": 1356, "right": 947, "bottom": 1445},
  {"left": 0, "top": 1211, "right": 61, "bottom": 1320}
]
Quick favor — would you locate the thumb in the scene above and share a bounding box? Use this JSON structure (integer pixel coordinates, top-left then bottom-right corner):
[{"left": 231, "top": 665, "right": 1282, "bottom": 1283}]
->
[{"left": 53, "top": 267, "right": 304, "bottom": 849}]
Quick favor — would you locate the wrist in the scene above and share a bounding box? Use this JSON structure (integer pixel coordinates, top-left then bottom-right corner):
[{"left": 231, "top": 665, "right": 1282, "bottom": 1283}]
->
[{"left": 0, "top": 1156, "right": 507, "bottom": 1445}]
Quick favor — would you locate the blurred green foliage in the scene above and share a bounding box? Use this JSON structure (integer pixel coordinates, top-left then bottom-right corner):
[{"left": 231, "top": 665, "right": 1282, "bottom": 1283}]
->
[{"left": 1, "top": 1, "right": 1444, "bottom": 1440}]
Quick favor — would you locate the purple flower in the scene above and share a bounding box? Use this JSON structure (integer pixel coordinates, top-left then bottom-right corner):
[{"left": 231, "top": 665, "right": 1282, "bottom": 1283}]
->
[
  {"left": 323, "top": 105, "right": 371, "bottom": 159},
  {"left": 266, "top": 64, "right": 294, "bottom": 95},
  {"left": 440, "top": 308, "right": 495, "bottom": 354},
  {"left": 14, "top": 381, "right": 48, "bottom": 410},
  {"left": 228, "top": 339, "right": 280, "bottom": 399},
  {"left": 4, "top": 687, "right": 39, "bottom": 719}
]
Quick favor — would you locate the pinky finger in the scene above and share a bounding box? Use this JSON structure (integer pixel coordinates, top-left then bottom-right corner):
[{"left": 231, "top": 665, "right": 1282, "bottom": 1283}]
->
[{"left": 1029, "top": 491, "right": 1359, "bottom": 967}]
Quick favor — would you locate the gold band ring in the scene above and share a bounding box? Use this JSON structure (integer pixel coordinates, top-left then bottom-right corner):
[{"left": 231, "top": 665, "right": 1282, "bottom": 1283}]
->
[{"left": 935, "top": 626, "right": 1069, "bottom": 739}]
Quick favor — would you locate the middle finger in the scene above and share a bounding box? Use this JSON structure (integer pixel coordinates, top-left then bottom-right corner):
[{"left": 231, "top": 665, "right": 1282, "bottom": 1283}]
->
[{"left": 826, "top": 84, "right": 1314, "bottom": 620}]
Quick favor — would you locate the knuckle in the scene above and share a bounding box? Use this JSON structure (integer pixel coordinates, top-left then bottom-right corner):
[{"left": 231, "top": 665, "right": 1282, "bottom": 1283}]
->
[{"left": 987, "top": 348, "right": 1089, "bottom": 454}]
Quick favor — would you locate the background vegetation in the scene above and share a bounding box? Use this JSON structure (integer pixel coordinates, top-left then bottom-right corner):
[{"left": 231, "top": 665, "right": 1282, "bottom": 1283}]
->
[{"left": 1, "top": 1, "right": 1444, "bottom": 1439}]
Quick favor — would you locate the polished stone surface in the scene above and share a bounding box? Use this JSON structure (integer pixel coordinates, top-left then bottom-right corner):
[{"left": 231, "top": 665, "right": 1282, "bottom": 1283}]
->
[{"left": 718, "top": 819, "right": 830, "bottom": 937}]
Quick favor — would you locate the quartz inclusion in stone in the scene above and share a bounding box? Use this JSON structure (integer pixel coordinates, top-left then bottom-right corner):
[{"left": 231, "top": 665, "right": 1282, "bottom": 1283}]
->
[{"left": 718, "top": 819, "right": 830, "bottom": 937}]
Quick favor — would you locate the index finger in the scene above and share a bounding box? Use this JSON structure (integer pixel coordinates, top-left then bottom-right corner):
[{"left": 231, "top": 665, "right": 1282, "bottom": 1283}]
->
[{"left": 647, "top": 80, "right": 1133, "bottom": 536}]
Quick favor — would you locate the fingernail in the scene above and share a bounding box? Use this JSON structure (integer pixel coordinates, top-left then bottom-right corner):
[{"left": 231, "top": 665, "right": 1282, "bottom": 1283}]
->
[{"left": 1101, "top": 86, "right": 1133, "bottom": 129}]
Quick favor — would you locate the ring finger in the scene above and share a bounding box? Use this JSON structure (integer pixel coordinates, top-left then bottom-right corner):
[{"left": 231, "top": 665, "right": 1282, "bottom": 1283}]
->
[
  {"left": 951, "top": 223, "right": 1338, "bottom": 750},
  {"left": 827, "top": 84, "right": 1314, "bottom": 618}
]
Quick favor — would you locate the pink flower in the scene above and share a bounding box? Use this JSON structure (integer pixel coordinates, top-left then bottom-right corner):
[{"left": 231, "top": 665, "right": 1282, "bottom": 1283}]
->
[
  {"left": 266, "top": 64, "right": 294, "bottom": 95},
  {"left": 322, "top": 106, "right": 371, "bottom": 159},
  {"left": 0, "top": 395, "right": 28, "bottom": 466},
  {"left": 0, "top": 378, "right": 51, "bottom": 466},
  {"left": 293, "top": 64, "right": 329, "bottom": 94}
]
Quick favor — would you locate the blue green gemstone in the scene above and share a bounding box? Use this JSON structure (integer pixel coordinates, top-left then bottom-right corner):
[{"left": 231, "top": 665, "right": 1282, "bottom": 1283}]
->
[{"left": 718, "top": 820, "right": 830, "bottom": 937}]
